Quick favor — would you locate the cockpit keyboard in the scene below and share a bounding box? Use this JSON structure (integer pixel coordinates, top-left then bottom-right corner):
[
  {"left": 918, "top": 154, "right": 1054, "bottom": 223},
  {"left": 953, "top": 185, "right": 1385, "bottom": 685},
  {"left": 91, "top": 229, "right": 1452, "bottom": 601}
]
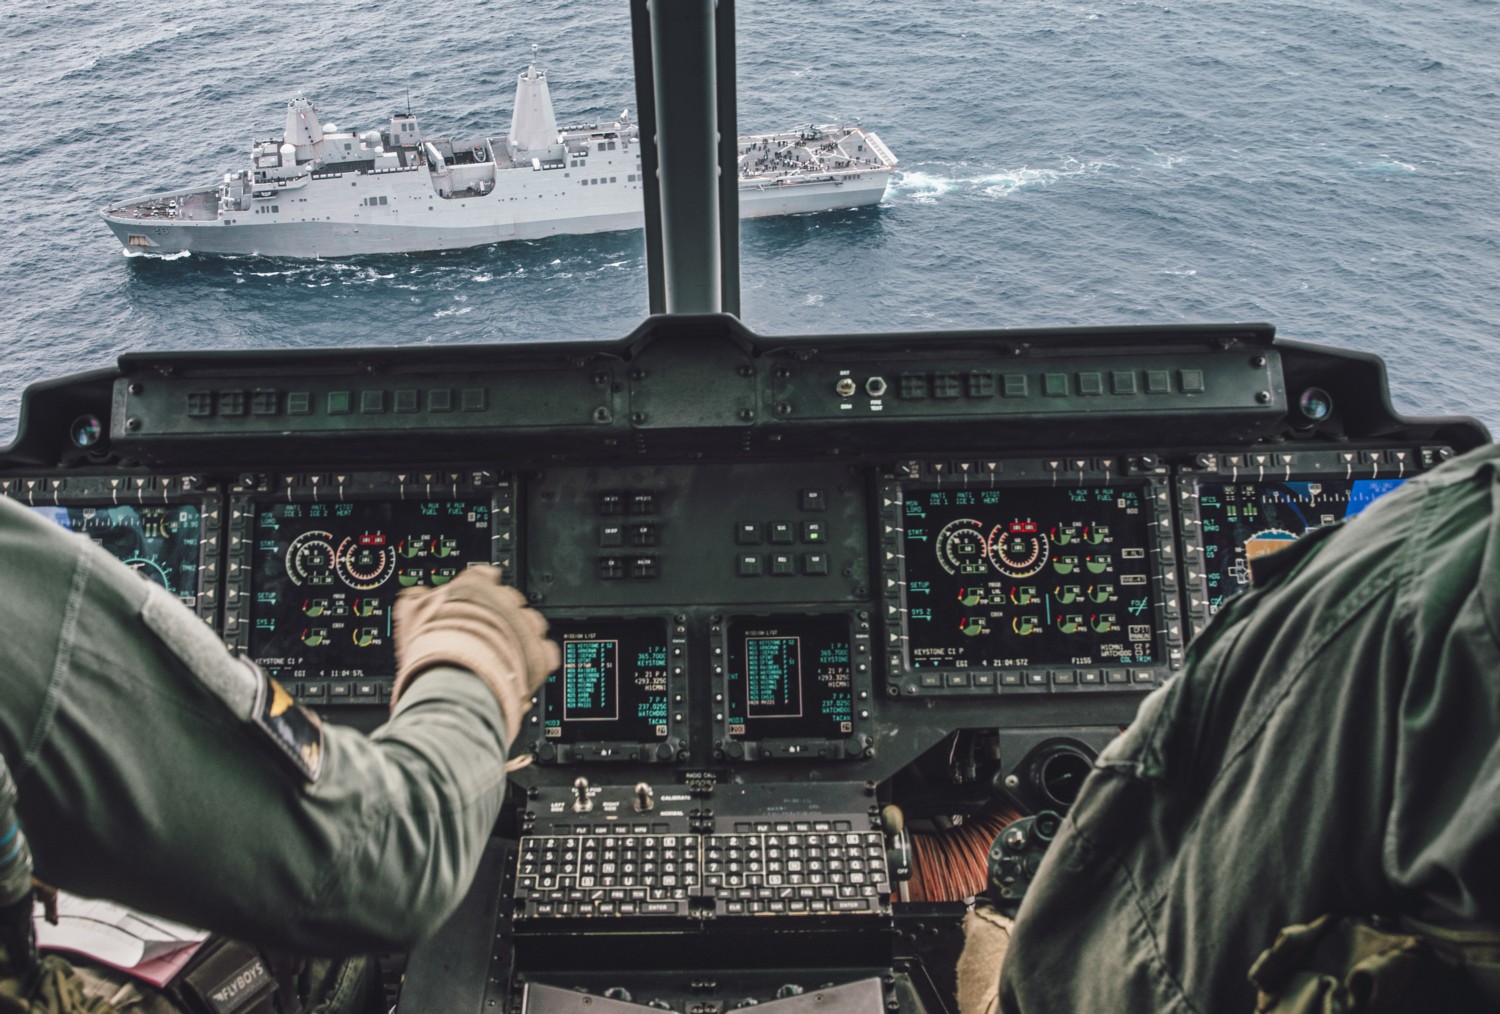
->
[{"left": 513, "top": 825, "right": 891, "bottom": 920}]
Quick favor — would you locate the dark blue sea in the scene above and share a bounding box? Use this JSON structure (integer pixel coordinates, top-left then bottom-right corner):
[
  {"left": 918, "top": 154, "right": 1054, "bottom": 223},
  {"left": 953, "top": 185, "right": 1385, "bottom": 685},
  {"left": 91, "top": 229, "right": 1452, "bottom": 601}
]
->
[{"left": 4, "top": 0, "right": 1499, "bottom": 442}]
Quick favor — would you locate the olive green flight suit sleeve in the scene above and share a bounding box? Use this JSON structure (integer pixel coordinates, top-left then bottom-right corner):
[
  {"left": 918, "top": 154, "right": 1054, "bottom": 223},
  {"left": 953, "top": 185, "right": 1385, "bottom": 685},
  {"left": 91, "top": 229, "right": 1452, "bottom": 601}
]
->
[{"left": 0, "top": 494, "right": 512, "bottom": 955}]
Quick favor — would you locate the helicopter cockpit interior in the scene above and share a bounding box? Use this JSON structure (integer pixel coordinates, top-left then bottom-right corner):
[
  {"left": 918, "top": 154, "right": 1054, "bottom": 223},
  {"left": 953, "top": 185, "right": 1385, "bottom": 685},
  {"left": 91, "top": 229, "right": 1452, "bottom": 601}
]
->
[{"left": 0, "top": 3, "right": 1488, "bottom": 1012}]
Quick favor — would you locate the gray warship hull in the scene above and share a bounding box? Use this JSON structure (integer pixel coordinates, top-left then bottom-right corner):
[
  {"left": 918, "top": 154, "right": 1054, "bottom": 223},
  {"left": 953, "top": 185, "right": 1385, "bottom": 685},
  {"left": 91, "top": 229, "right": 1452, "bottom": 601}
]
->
[
  {"left": 101, "top": 172, "right": 891, "bottom": 258},
  {"left": 101, "top": 54, "right": 897, "bottom": 259}
]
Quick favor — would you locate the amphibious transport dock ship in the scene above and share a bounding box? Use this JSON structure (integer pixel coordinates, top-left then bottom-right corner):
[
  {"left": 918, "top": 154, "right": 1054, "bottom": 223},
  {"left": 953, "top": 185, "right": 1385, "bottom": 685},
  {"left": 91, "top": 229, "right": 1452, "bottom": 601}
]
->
[{"left": 99, "top": 49, "right": 898, "bottom": 258}]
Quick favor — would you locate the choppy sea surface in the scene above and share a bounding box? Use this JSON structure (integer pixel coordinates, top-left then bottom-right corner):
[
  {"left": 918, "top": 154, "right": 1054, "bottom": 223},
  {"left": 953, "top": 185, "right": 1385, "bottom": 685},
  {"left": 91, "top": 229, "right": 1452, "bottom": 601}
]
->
[{"left": 3, "top": 0, "right": 1498, "bottom": 441}]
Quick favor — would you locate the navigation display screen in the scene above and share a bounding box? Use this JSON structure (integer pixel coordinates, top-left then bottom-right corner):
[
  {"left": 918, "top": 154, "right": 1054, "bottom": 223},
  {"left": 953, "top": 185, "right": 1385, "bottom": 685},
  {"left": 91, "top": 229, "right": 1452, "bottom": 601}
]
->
[
  {"left": 1196, "top": 478, "right": 1404, "bottom": 611},
  {"left": 542, "top": 619, "right": 670, "bottom": 743},
  {"left": 247, "top": 498, "right": 492, "bottom": 681},
  {"left": 724, "top": 614, "right": 853, "bottom": 741},
  {"left": 32, "top": 504, "right": 202, "bottom": 606},
  {"left": 899, "top": 484, "right": 1158, "bottom": 670}
]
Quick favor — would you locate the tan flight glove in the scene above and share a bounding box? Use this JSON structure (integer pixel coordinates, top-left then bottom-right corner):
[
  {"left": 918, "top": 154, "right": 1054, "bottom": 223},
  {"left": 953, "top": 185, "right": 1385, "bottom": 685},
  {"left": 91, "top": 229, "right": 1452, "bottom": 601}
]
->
[
  {"left": 390, "top": 565, "right": 559, "bottom": 743},
  {"left": 956, "top": 903, "right": 1014, "bottom": 1014}
]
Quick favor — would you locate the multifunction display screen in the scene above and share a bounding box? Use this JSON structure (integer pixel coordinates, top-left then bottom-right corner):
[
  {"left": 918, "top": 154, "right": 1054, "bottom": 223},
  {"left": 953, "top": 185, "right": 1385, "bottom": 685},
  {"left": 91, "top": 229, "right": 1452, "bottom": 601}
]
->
[
  {"left": 33, "top": 504, "right": 202, "bottom": 606},
  {"left": 900, "top": 484, "right": 1158, "bottom": 670},
  {"left": 724, "top": 614, "right": 853, "bottom": 741},
  {"left": 543, "top": 619, "right": 670, "bottom": 743},
  {"left": 247, "top": 498, "right": 492, "bottom": 681},
  {"left": 1196, "top": 478, "right": 1404, "bottom": 611}
]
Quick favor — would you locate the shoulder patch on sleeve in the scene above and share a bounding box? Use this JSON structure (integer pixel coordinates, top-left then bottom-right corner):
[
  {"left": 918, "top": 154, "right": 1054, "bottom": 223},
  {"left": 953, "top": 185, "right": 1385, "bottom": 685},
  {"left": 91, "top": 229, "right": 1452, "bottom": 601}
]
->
[{"left": 251, "top": 667, "right": 324, "bottom": 783}]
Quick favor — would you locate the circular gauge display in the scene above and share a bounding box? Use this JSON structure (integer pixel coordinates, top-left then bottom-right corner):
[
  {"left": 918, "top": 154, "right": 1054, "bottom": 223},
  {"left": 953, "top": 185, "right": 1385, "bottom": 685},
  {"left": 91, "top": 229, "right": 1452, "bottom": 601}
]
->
[
  {"left": 936, "top": 519, "right": 990, "bottom": 575},
  {"left": 123, "top": 556, "right": 171, "bottom": 586},
  {"left": 987, "top": 520, "right": 1050, "bottom": 579},
  {"left": 286, "top": 530, "right": 336, "bottom": 586},
  {"left": 336, "top": 534, "right": 396, "bottom": 590}
]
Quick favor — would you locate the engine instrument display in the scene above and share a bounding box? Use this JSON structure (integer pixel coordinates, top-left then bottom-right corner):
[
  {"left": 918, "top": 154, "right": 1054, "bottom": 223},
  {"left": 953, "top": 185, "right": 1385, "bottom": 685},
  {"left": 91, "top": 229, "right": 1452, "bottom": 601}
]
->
[
  {"left": 899, "top": 484, "right": 1159, "bottom": 671},
  {"left": 541, "top": 618, "right": 672, "bottom": 746},
  {"left": 31, "top": 504, "right": 202, "bottom": 606},
  {"left": 246, "top": 498, "right": 492, "bottom": 684},
  {"left": 1195, "top": 478, "right": 1405, "bottom": 611},
  {"left": 723, "top": 614, "right": 854, "bottom": 742}
]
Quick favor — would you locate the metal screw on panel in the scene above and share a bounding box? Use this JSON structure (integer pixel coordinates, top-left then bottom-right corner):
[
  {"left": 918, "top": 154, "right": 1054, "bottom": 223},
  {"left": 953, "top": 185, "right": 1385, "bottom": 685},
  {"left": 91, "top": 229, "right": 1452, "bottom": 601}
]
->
[
  {"left": 1256, "top": 391, "right": 1272, "bottom": 403},
  {"left": 127, "top": 383, "right": 144, "bottom": 395},
  {"left": 775, "top": 403, "right": 792, "bottom": 417},
  {"left": 125, "top": 417, "right": 141, "bottom": 431},
  {"left": 1251, "top": 356, "right": 1266, "bottom": 367},
  {"left": 740, "top": 409, "right": 755, "bottom": 421},
  {"left": 632, "top": 412, "right": 647, "bottom": 424}
]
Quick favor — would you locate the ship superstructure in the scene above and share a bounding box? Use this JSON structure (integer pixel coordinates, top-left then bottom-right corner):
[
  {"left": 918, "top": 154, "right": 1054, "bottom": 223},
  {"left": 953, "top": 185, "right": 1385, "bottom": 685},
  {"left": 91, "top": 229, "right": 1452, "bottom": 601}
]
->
[{"left": 100, "top": 49, "right": 897, "bottom": 258}]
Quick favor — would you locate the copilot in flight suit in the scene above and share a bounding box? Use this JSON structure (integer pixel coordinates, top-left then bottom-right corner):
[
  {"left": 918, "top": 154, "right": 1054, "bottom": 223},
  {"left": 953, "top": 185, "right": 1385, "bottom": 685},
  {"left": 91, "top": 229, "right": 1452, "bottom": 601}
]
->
[{"left": 995, "top": 443, "right": 1500, "bottom": 1011}]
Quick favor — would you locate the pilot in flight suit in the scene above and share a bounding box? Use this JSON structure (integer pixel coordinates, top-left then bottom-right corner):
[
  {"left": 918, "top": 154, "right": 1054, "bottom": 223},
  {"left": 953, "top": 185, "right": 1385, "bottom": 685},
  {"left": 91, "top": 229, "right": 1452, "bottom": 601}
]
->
[
  {"left": 0, "top": 492, "right": 558, "bottom": 955},
  {"left": 986, "top": 443, "right": 1500, "bottom": 1011}
]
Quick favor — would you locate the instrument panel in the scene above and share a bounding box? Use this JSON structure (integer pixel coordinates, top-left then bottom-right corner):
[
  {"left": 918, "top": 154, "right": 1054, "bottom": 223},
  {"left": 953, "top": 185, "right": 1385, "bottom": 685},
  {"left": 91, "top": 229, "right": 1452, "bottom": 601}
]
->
[{"left": 2, "top": 449, "right": 1448, "bottom": 735}]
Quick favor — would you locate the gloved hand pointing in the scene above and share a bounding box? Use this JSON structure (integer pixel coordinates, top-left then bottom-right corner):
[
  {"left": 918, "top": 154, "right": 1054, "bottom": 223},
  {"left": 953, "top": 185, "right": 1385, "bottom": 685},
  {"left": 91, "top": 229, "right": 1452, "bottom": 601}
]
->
[{"left": 390, "top": 565, "right": 559, "bottom": 742}]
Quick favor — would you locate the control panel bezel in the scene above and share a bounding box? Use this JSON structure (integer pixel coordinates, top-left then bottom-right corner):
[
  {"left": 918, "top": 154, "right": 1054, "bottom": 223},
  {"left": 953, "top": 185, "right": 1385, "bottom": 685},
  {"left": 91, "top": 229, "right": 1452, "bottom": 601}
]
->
[
  {"left": 711, "top": 610, "right": 875, "bottom": 762},
  {"left": 879, "top": 456, "right": 1181, "bottom": 697},
  {"left": 527, "top": 612, "right": 690, "bottom": 765},
  {"left": 224, "top": 469, "right": 516, "bottom": 705},
  {"left": 1176, "top": 444, "right": 1450, "bottom": 638},
  {"left": 0, "top": 473, "right": 222, "bottom": 624}
]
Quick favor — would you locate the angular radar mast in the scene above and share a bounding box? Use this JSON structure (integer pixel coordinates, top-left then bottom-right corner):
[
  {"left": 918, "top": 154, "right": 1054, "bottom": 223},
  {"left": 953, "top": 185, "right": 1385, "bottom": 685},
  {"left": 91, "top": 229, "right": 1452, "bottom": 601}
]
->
[
  {"left": 508, "top": 44, "right": 560, "bottom": 154},
  {"left": 282, "top": 95, "right": 325, "bottom": 162}
]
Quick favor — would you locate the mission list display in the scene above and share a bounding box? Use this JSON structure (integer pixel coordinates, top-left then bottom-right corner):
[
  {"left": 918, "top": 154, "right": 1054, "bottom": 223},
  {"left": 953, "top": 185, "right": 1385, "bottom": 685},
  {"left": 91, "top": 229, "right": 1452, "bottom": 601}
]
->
[
  {"left": 542, "top": 619, "right": 671, "bottom": 744},
  {"left": 247, "top": 498, "right": 492, "bottom": 683},
  {"left": 900, "top": 484, "right": 1159, "bottom": 671},
  {"left": 724, "top": 614, "right": 854, "bottom": 742}
]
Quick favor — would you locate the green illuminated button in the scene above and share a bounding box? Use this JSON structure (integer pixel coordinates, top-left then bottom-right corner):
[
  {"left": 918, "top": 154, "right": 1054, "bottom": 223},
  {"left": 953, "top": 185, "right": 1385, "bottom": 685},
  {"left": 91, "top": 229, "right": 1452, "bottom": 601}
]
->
[{"left": 802, "top": 521, "right": 826, "bottom": 543}]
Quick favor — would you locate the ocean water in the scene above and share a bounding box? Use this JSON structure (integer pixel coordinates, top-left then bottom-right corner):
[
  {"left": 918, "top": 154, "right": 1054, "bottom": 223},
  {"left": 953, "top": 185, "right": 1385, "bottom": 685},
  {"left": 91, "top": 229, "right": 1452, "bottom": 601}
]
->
[{"left": 3, "top": 0, "right": 1498, "bottom": 442}]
